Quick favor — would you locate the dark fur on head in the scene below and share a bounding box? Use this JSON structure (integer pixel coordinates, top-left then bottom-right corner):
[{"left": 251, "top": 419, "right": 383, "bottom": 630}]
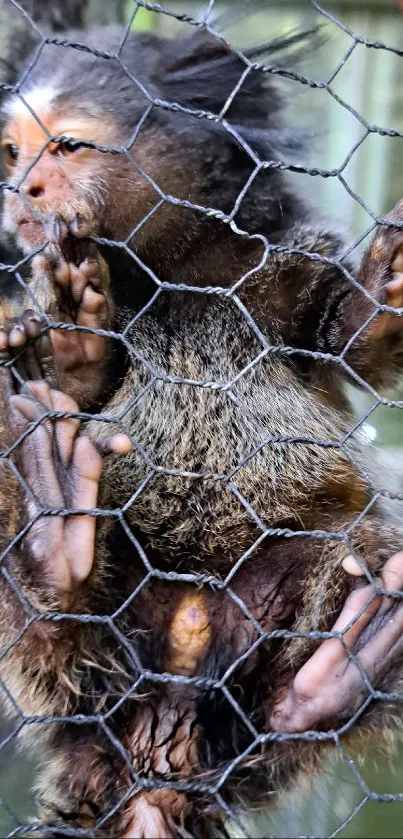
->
[{"left": 7, "top": 25, "right": 311, "bottom": 240}]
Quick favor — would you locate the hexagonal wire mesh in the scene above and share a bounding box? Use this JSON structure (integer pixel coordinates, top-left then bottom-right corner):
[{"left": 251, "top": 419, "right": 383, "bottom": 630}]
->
[{"left": 1, "top": 0, "right": 403, "bottom": 837}]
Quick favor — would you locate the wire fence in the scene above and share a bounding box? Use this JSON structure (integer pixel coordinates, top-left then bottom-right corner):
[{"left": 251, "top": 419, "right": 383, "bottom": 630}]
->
[{"left": 0, "top": 1, "right": 403, "bottom": 837}]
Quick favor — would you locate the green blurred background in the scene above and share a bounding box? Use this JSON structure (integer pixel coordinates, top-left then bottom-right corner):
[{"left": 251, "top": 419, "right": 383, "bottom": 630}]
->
[{"left": 1, "top": 1, "right": 403, "bottom": 836}]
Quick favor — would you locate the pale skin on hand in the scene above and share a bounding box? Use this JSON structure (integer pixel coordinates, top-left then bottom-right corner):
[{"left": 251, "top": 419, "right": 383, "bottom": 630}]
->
[{"left": 270, "top": 550, "right": 403, "bottom": 732}]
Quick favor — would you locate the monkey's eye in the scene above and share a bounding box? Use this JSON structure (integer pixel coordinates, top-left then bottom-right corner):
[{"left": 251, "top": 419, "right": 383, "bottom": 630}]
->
[
  {"left": 1, "top": 142, "right": 19, "bottom": 166},
  {"left": 58, "top": 138, "right": 85, "bottom": 155}
]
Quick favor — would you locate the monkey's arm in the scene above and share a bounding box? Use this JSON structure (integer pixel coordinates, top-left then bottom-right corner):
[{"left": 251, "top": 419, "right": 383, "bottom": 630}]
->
[{"left": 253, "top": 204, "right": 403, "bottom": 390}]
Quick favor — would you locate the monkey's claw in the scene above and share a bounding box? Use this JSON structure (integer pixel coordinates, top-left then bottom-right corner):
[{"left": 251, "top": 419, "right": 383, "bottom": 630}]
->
[{"left": 45, "top": 212, "right": 94, "bottom": 250}]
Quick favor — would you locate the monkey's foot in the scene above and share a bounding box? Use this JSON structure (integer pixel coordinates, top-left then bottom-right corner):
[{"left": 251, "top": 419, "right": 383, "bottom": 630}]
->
[
  {"left": 10, "top": 379, "right": 131, "bottom": 600},
  {"left": 270, "top": 551, "right": 403, "bottom": 732}
]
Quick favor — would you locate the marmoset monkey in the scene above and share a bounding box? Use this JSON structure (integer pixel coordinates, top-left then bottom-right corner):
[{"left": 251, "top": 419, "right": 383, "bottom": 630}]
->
[{"left": 1, "top": 24, "right": 403, "bottom": 838}]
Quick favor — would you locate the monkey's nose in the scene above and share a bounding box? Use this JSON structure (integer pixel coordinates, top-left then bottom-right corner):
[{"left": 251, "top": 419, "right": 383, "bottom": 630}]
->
[
  {"left": 23, "top": 182, "right": 45, "bottom": 199},
  {"left": 28, "top": 184, "right": 45, "bottom": 198}
]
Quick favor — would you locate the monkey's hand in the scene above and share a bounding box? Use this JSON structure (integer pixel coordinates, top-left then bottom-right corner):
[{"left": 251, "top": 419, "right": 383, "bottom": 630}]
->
[
  {"left": 355, "top": 202, "right": 403, "bottom": 341},
  {"left": 270, "top": 551, "right": 403, "bottom": 733},
  {"left": 338, "top": 201, "right": 403, "bottom": 388},
  {"left": 5, "top": 361, "right": 131, "bottom": 608},
  {"left": 2, "top": 213, "right": 114, "bottom": 409}
]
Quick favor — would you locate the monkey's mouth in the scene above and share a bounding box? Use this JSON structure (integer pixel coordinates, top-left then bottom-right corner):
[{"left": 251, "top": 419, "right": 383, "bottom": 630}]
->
[{"left": 19, "top": 218, "right": 44, "bottom": 231}]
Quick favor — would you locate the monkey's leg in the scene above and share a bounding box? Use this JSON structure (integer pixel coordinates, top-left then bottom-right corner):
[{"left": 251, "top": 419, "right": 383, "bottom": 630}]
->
[{"left": 270, "top": 550, "right": 403, "bottom": 732}]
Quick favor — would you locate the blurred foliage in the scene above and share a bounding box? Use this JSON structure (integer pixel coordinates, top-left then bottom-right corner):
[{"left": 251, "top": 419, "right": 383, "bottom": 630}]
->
[{"left": 127, "top": 2, "right": 155, "bottom": 30}]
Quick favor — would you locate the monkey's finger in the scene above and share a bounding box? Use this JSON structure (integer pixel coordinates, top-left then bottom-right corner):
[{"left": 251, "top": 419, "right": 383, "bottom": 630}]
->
[
  {"left": 95, "top": 433, "right": 133, "bottom": 456},
  {"left": 385, "top": 274, "right": 403, "bottom": 309},
  {"left": 49, "top": 388, "right": 80, "bottom": 466},
  {"left": 77, "top": 287, "right": 107, "bottom": 362},
  {"left": 324, "top": 584, "right": 381, "bottom": 650},
  {"left": 3, "top": 311, "right": 42, "bottom": 352},
  {"left": 79, "top": 286, "right": 104, "bottom": 317},
  {"left": 54, "top": 257, "right": 71, "bottom": 288},
  {"left": 391, "top": 247, "right": 403, "bottom": 272},
  {"left": 12, "top": 380, "right": 56, "bottom": 443},
  {"left": 8, "top": 319, "right": 27, "bottom": 348},
  {"left": 25, "top": 516, "right": 73, "bottom": 594},
  {"left": 18, "top": 379, "right": 53, "bottom": 411},
  {"left": 11, "top": 393, "right": 76, "bottom": 594},
  {"left": 22, "top": 310, "right": 42, "bottom": 339},
  {"left": 78, "top": 257, "right": 101, "bottom": 288},
  {"left": 69, "top": 213, "right": 93, "bottom": 239},
  {"left": 356, "top": 600, "right": 403, "bottom": 674},
  {"left": 0, "top": 364, "right": 18, "bottom": 441},
  {"left": 35, "top": 331, "right": 54, "bottom": 364},
  {"left": 69, "top": 263, "right": 90, "bottom": 303},
  {"left": 371, "top": 272, "right": 403, "bottom": 339},
  {"left": 342, "top": 555, "right": 363, "bottom": 576},
  {"left": 296, "top": 584, "right": 382, "bottom": 676},
  {"left": 16, "top": 342, "right": 42, "bottom": 382},
  {"left": 45, "top": 213, "right": 68, "bottom": 246},
  {"left": 10, "top": 393, "right": 65, "bottom": 509},
  {"left": 65, "top": 436, "right": 103, "bottom": 584},
  {"left": 379, "top": 549, "right": 403, "bottom": 595},
  {"left": 343, "top": 551, "right": 403, "bottom": 612}
]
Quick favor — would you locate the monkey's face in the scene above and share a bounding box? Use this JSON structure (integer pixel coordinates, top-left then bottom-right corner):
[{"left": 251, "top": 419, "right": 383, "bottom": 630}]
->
[{"left": 1, "top": 91, "right": 117, "bottom": 253}]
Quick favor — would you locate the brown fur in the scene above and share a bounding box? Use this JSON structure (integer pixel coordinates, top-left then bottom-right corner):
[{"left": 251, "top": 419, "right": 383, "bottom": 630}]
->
[{"left": 1, "top": 25, "right": 403, "bottom": 838}]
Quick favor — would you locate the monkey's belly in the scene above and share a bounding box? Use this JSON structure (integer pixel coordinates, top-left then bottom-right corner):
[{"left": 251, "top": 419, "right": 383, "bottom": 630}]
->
[
  {"left": 93, "top": 346, "right": 368, "bottom": 568},
  {"left": 109, "top": 446, "right": 369, "bottom": 570}
]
